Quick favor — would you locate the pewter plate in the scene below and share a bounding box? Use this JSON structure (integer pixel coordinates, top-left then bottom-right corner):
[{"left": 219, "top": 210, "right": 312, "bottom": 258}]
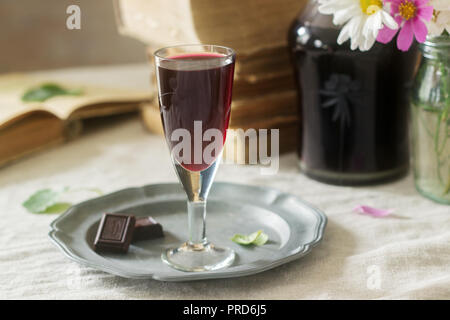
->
[{"left": 49, "top": 182, "right": 327, "bottom": 281}]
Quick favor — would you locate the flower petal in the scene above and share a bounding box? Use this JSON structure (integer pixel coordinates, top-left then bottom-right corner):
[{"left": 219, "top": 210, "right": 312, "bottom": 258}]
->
[
  {"left": 337, "top": 23, "right": 352, "bottom": 44},
  {"left": 427, "top": 20, "right": 445, "bottom": 36},
  {"left": 333, "top": 6, "right": 359, "bottom": 25},
  {"left": 381, "top": 10, "right": 398, "bottom": 30},
  {"left": 390, "top": 1, "right": 401, "bottom": 14},
  {"left": 412, "top": 17, "right": 429, "bottom": 43},
  {"left": 397, "top": 20, "right": 414, "bottom": 51},
  {"left": 417, "top": 5, "right": 435, "bottom": 22},
  {"left": 364, "top": 12, "right": 382, "bottom": 38},
  {"left": 377, "top": 26, "right": 398, "bottom": 43},
  {"left": 353, "top": 205, "right": 394, "bottom": 217},
  {"left": 415, "top": 0, "right": 430, "bottom": 8},
  {"left": 362, "top": 32, "right": 377, "bottom": 51}
]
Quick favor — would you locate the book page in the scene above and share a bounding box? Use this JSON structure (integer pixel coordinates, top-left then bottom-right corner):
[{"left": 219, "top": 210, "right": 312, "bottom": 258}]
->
[{"left": 0, "top": 64, "right": 154, "bottom": 127}]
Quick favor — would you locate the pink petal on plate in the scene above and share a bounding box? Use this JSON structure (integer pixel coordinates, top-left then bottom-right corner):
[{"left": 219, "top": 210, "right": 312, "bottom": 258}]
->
[{"left": 353, "top": 205, "right": 394, "bottom": 217}]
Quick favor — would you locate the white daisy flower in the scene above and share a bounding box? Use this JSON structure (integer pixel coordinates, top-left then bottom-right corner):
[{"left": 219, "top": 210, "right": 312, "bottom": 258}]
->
[
  {"left": 318, "top": 0, "right": 398, "bottom": 51},
  {"left": 427, "top": 0, "right": 450, "bottom": 36}
]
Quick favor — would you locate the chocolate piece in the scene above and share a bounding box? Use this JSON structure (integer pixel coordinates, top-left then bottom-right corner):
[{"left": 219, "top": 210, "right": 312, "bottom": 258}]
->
[
  {"left": 94, "top": 213, "right": 135, "bottom": 253},
  {"left": 132, "top": 216, "right": 164, "bottom": 242}
]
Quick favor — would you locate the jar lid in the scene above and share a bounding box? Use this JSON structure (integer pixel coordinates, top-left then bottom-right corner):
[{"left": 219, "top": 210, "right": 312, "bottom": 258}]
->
[
  {"left": 423, "top": 35, "right": 450, "bottom": 47},
  {"left": 420, "top": 35, "right": 450, "bottom": 59}
]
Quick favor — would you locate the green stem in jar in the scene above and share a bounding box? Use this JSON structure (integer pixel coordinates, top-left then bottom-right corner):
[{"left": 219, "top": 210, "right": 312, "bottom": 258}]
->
[{"left": 416, "top": 102, "right": 435, "bottom": 138}]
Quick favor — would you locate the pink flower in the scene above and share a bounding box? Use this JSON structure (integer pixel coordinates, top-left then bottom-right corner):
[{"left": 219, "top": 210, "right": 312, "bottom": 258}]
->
[{"left": 377, "top": 0, "right": 434, "bottom": 51}]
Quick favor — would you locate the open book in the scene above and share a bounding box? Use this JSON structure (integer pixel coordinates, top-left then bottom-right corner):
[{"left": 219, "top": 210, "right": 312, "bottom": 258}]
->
[{"left": 0, "top": 65, "right": 153, "bottom": 168}]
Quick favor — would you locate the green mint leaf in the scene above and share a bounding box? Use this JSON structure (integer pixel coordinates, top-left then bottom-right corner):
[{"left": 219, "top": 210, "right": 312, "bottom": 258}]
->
[
  {"left": 22, "top": 83, "right": 83, "bottom": 102},
  {"left": 22, "top": 189, "right": 62, "bottom": 213},
  {"left": 22, "top": 187, "right": 102, "bottom": 214},
  {"left": 231, "top": 230, "right": 262, "bottom": 245},
  {"left": 253, "top": 232, "right": 269, "bottom": 246},
  {"left": 42, "top": 202, "right": 72, "bottom": 214},
  {"left": 231, "top": 230, "right": 269, "bottom": 246}
]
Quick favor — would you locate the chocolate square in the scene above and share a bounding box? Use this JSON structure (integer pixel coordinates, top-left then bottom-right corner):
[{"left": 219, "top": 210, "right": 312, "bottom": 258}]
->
[
  {"left": 132, "top": 216, "right": 164, "bottom": 242},
  {"left": 94, "top": 213, "right": 135, "bottom": 253}
]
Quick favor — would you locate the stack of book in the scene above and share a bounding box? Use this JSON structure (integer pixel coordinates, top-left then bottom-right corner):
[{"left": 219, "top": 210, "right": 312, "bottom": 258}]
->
[
  {"left": 116, "top": 0, "right": 307, "bottom": 156},
  {"left": 229, "top": 46, "right": 299, "bottom": 155}
]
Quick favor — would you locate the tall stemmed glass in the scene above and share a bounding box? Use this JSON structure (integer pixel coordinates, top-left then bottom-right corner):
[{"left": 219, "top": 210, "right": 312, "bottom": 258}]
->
[{"left": 154, "top": 45, "right": 236, "bottom": 272}]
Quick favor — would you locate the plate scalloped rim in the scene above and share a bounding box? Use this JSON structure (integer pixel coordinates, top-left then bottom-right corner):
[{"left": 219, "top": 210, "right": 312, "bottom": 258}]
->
[{"left": 49, "top": 182, "right": 327, "bottom": 281}]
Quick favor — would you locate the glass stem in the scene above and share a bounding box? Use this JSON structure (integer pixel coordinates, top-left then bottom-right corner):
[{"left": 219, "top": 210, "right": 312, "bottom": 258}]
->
[{"left": 187, "top": 200, "right": 207, "bottom": 246}]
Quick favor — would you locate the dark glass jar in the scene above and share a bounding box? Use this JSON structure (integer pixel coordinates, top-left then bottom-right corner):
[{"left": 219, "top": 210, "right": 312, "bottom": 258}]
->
[{"left": 288, "top": 0, "right": 419, "bottom": 185}]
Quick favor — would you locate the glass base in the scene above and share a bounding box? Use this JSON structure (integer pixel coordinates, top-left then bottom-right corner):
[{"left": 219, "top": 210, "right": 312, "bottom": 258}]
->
[
  {"left": 299, "top": 160, "right": 408, "bottom": 186},
  {"left": 162, "top": 242, "right": 235, "bottom": 272},
  {"left": 415, "top": 184, "right": 450, "bottom": 205}
]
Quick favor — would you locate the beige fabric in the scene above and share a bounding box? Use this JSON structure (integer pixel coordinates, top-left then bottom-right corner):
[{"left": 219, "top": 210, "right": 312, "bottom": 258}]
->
[
  {"left": 0, "top": 117, "right": 449, "bottom": 300},
  {"left": 0, "top": 65, "right": 449, "bottom": 300}
]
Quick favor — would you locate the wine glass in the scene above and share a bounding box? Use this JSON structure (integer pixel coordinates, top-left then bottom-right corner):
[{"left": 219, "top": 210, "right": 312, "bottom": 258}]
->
[{"left": 154, "top": 44, "right": 236, "bottom": 272}]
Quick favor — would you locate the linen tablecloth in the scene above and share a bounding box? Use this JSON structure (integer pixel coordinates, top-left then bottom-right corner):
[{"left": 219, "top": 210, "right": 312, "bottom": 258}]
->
[{"left": 0, "top": 66, "right": 449, "bottom": 300}]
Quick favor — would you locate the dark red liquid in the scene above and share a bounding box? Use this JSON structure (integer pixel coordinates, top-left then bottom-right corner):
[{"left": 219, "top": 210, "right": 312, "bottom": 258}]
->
[{"left": 157, "top": 53, "right": 235, "bottom": 171}]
